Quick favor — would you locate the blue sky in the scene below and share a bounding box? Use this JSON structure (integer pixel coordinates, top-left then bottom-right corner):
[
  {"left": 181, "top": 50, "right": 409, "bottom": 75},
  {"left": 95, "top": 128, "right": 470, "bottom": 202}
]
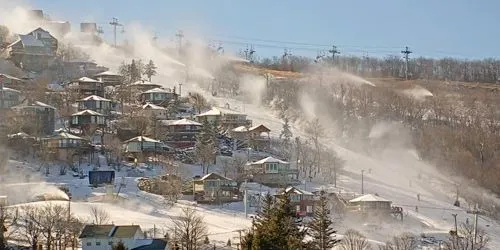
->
[{"left": 28, "top": 0, "right": 499, "bottom": 59}]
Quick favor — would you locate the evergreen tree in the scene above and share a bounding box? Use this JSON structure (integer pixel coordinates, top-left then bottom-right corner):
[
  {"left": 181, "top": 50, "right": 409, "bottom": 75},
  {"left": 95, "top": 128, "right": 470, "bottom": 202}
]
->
[
  {"left": 244, "top": 192, "right": 306, "bottom": 250},
  {"left": 143, "top": 59, "right": 158, "bottom": 81},
  {"left": 279, "top": 118, "right": 293, "bottom": 159},
  {"left": 112, "top": 241, "right": 127, "bottom": 250},
  {"left": 130, "top": 59, "right": 142, "bottom": 83},
  {"left": 204, "top": 236, "right": 210, "bottom": 244},
  {"left": 308, "top": 191, "right": 339, "bottom": 250}
]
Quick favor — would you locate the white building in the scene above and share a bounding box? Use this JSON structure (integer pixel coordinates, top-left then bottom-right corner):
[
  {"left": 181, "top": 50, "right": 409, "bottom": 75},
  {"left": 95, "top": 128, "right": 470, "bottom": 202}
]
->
[{"left": 79, "top": 225, "right": 168, "bottom": 250}]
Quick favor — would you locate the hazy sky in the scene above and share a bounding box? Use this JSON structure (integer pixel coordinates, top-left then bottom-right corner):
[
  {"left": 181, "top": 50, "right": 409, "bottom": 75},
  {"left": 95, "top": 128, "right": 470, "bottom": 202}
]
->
[{"left": 27, "top": 0, "right": 500, "bottom": 59}]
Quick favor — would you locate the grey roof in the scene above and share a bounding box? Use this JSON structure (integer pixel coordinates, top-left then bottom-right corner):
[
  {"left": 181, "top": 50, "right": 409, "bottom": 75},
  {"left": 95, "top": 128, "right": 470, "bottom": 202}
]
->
[
  {"left": 18, "top": 35, "right": 44, "bottom": 47},
  {"left": 131, "top": 239, "right": 168, "bottom": 250},
  {"left": 79, "top": 225, "right": 114, "bottom": 238},
  {"left": 79, "top": 225, "right": 141, "bottom": 239}
]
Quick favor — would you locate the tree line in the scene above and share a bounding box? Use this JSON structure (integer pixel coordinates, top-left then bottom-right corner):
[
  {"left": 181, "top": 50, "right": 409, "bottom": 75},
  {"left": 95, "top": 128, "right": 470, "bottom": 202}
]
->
[{"left": 257, "top": 54, "right": 500, "bottom": 83}]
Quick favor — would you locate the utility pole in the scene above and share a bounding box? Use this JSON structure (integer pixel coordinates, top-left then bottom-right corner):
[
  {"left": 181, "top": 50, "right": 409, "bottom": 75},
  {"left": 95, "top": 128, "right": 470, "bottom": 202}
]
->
[
  {"left": 152, "top": 32, "right": 158, "bottom": 45},
  {"left": 467, "top": 204, "right": 481, "bottom": 249},
  {"left": 451, "top": 213, "right": 458, "bottom": 235},
  {"left": 0, "top": 75, "right": 4, "bottom": 111},
  {"left": 329, "top": 44, "right": 340, "bottom": 65},
  {"left": 243, "top": 180, "right": 248, "bottom": 218},
  {"left": 401, "top": 46, "right": 412, "bottom": 80},
  {"left": 282, "top": 48, "right": 292, "bottom": 70},
  {"left": 96, "top": 26, "right": 104, "bottom": 37},
  {"left": 178, "top": 82, "right": 182, "bottom": 97},
  {"left": 361, "top": 169, "right": 365, "bottom": 194},
  {"left": 109, "top": 17, "right": 123, "bottom": 47},
  {"left": 175, "top": 30, "right": 184, "bottom": 54}
]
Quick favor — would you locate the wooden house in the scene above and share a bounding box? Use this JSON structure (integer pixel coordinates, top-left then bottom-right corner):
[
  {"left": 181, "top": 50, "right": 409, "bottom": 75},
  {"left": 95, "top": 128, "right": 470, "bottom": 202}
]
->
[
  {"left": 0, "top": 74, "right": 28, "bottom": 90},
  {"left": 0, "top": 87, "right": 22, "bottom": 109},
  {"left": 245, "top": 156, "right": 300, "bottom": 187},
  {"left": 70, "top": 109, "right": 106, "bottom": 128},
  {"left": 192, "top": 173, "right": 240, "bottom": 204},
  {"left": 42, "top": 131, "right": 91, "bottom": 161},
  {"left": 93, "top": 71, "right": 123, "bottom": 87},
  {"left": 140, "top": 87, "right": 178, "bottom": 106},
  {"left": 11, "top": 100, "right": 55, "bottom": 135},
  {"left": 142, "top": 103, "right": 168, "bottom": 120},
  {"left": 160, "top": 118, "right": 202, "bottom": 149},
  {"left": 6, "top": 28, "right": 58, "bottom": 72},
  {"left": 231, "top": 124, "right": 271, "bottom": 151},
  {"left": 128, "top": 80, "right": 162, "bottom": 93},
  {"left": 195, "top": 106, "right": 251, "bottom": 130},
  {"left": 79, "top": 225, "right": 146, "bottom": 250},
  {"left": 347, "top": 194, "right": 392, "bottom": 214},
  {"left": 77, "top": 95, "right": 114, "bottom": 116},
  {"left": 123, "top": 136, "right": 166, "bottom": 161},
  {"left": 276, "top": 186, "right": 317, "bottom": 217},
  {"left": 67, "top": 77, "right": 104, "bottom": 98}
]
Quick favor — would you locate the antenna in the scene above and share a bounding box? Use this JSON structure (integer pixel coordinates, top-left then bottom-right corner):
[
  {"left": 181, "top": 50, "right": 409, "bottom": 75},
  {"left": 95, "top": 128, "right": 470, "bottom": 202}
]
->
[{"left": 109, "top": 17, "right": 123, "bottom": 47}]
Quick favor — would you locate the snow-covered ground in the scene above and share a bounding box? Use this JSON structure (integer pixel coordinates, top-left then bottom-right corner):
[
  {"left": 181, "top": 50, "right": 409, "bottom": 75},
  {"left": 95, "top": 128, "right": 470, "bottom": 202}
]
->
[{"left": 2, "top": 80, "right": 500, "bottom": 248}]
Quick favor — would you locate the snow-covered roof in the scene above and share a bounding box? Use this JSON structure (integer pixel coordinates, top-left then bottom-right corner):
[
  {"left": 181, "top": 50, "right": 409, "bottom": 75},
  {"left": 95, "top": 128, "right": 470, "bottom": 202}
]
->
[
  {"left": 13, "top": 101, "right": 55, "bottom": 110},
  {"left": 283, "top": 186, "right": 313, "bottom": 196},
  {"left": 232, "top": 124, "right": 270, "bottom": 133},
  {"left": 252, "top": 156, "right": 288, "bottom": 165},
  {"left": 165, "top": 118, "right": 202, "bottom": 126},
  {"left": 199, "top": 173, "right": 232, "bottom": 181},
  {"left": 232, "top": 126, "right": 248, "bottom": 132},
  {"left": 0, "top": 73, "right": 25, "bottom": 82},
  {"left": 196, "top": 107, "right": 245, "bottom": 117},
  {"left": 142, "top": 103, "right": 166, "bottom": 110},
  {"left": 141, "top": 87, "right": 173, "bottom": 94},
  {"left": 131, "top": 80, "right": 160, "bottom": 86},
  {"left": 0, "top": 87, "right": 20, "bottom": 93},
  {"left": 94, "top": 71, "right": 121, "bottom": 77},
  {"left": 124, "top": 136, "right": 161, "bottom": 144},
  {"left": 33, "top": 101, "right": 55, "bottom": 109},
  {"left": 77, "top": 77, "right": 100, "bottom": 83},
  {"left": 56, "top": 131, "right": 85, "bottom": 140},
  {"left": 349, "top": 194, "right": 391, "bottom": 203},
  {"left": 80, "top": 95, "right": 110, "bottom": 102},
  {"left": 249, "top": 124, "right": 270, "bottom": 132},
  {"left": 72, "top": 110, "right": 104, "bottom": 116}
]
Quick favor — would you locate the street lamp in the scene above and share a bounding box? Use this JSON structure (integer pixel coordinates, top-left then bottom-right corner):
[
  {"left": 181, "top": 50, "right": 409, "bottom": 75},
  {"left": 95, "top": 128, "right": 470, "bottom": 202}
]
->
[{"left": 361, "top": 169, "right": 365, "bottom": 195}]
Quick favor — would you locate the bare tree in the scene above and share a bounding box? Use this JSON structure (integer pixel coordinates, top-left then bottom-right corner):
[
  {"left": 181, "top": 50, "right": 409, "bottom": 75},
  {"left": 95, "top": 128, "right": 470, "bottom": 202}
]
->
[
  {"left": 220, "top": 156, "right": 248, "bottom": 189},
  {"left": 305, "top": 118, "right": 324, "bottom": 178},
  {"left": 170, "top": 207, "right": 207, "bottom": 250},
  {"left": 444, "top": 222, "right": 489, "bottom": 250},
  {"left": 339, "top": 230, "right": 371, "bottom": 250},
  {"left": 0, "top": 203, "right": 18, "bottom": 250},
  {"left": 17, "top": 206, "right": 43, "bottom": 250},
  {"left": 188, "top": 92, "right": 209, "bottom": 114},
  {"left": 379, "top": 233, "right": 417, "bottom": 250},
  {"left": 89, "top": 205, "right": 110, "bottom": 225}
]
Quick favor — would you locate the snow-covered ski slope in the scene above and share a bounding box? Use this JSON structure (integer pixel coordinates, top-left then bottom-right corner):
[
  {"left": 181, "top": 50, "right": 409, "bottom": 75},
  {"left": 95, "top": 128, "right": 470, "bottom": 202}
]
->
[{"left": 191, "top": 82, "right": 500, "bottom": 248}]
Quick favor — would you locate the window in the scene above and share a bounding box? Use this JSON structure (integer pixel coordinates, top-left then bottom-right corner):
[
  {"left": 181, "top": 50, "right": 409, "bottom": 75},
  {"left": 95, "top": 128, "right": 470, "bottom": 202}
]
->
[
  {"left": 86, "top": 242, "right": 91, "bottom": 246},
  {"left": 306, "top": 205, "right": 313, "bottom": 213},
  {"left": 96, "top": 241, "right": 101, "bottom": 246}
]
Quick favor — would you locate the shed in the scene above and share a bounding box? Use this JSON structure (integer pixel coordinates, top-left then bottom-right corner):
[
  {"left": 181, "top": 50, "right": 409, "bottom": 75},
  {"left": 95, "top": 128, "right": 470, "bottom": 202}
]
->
[
  {"left": 348, "top": 194, "right": 392, "bottom": 211},
  {"left": 89, "top": 170, "right": 116, "bottom": 186}
]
